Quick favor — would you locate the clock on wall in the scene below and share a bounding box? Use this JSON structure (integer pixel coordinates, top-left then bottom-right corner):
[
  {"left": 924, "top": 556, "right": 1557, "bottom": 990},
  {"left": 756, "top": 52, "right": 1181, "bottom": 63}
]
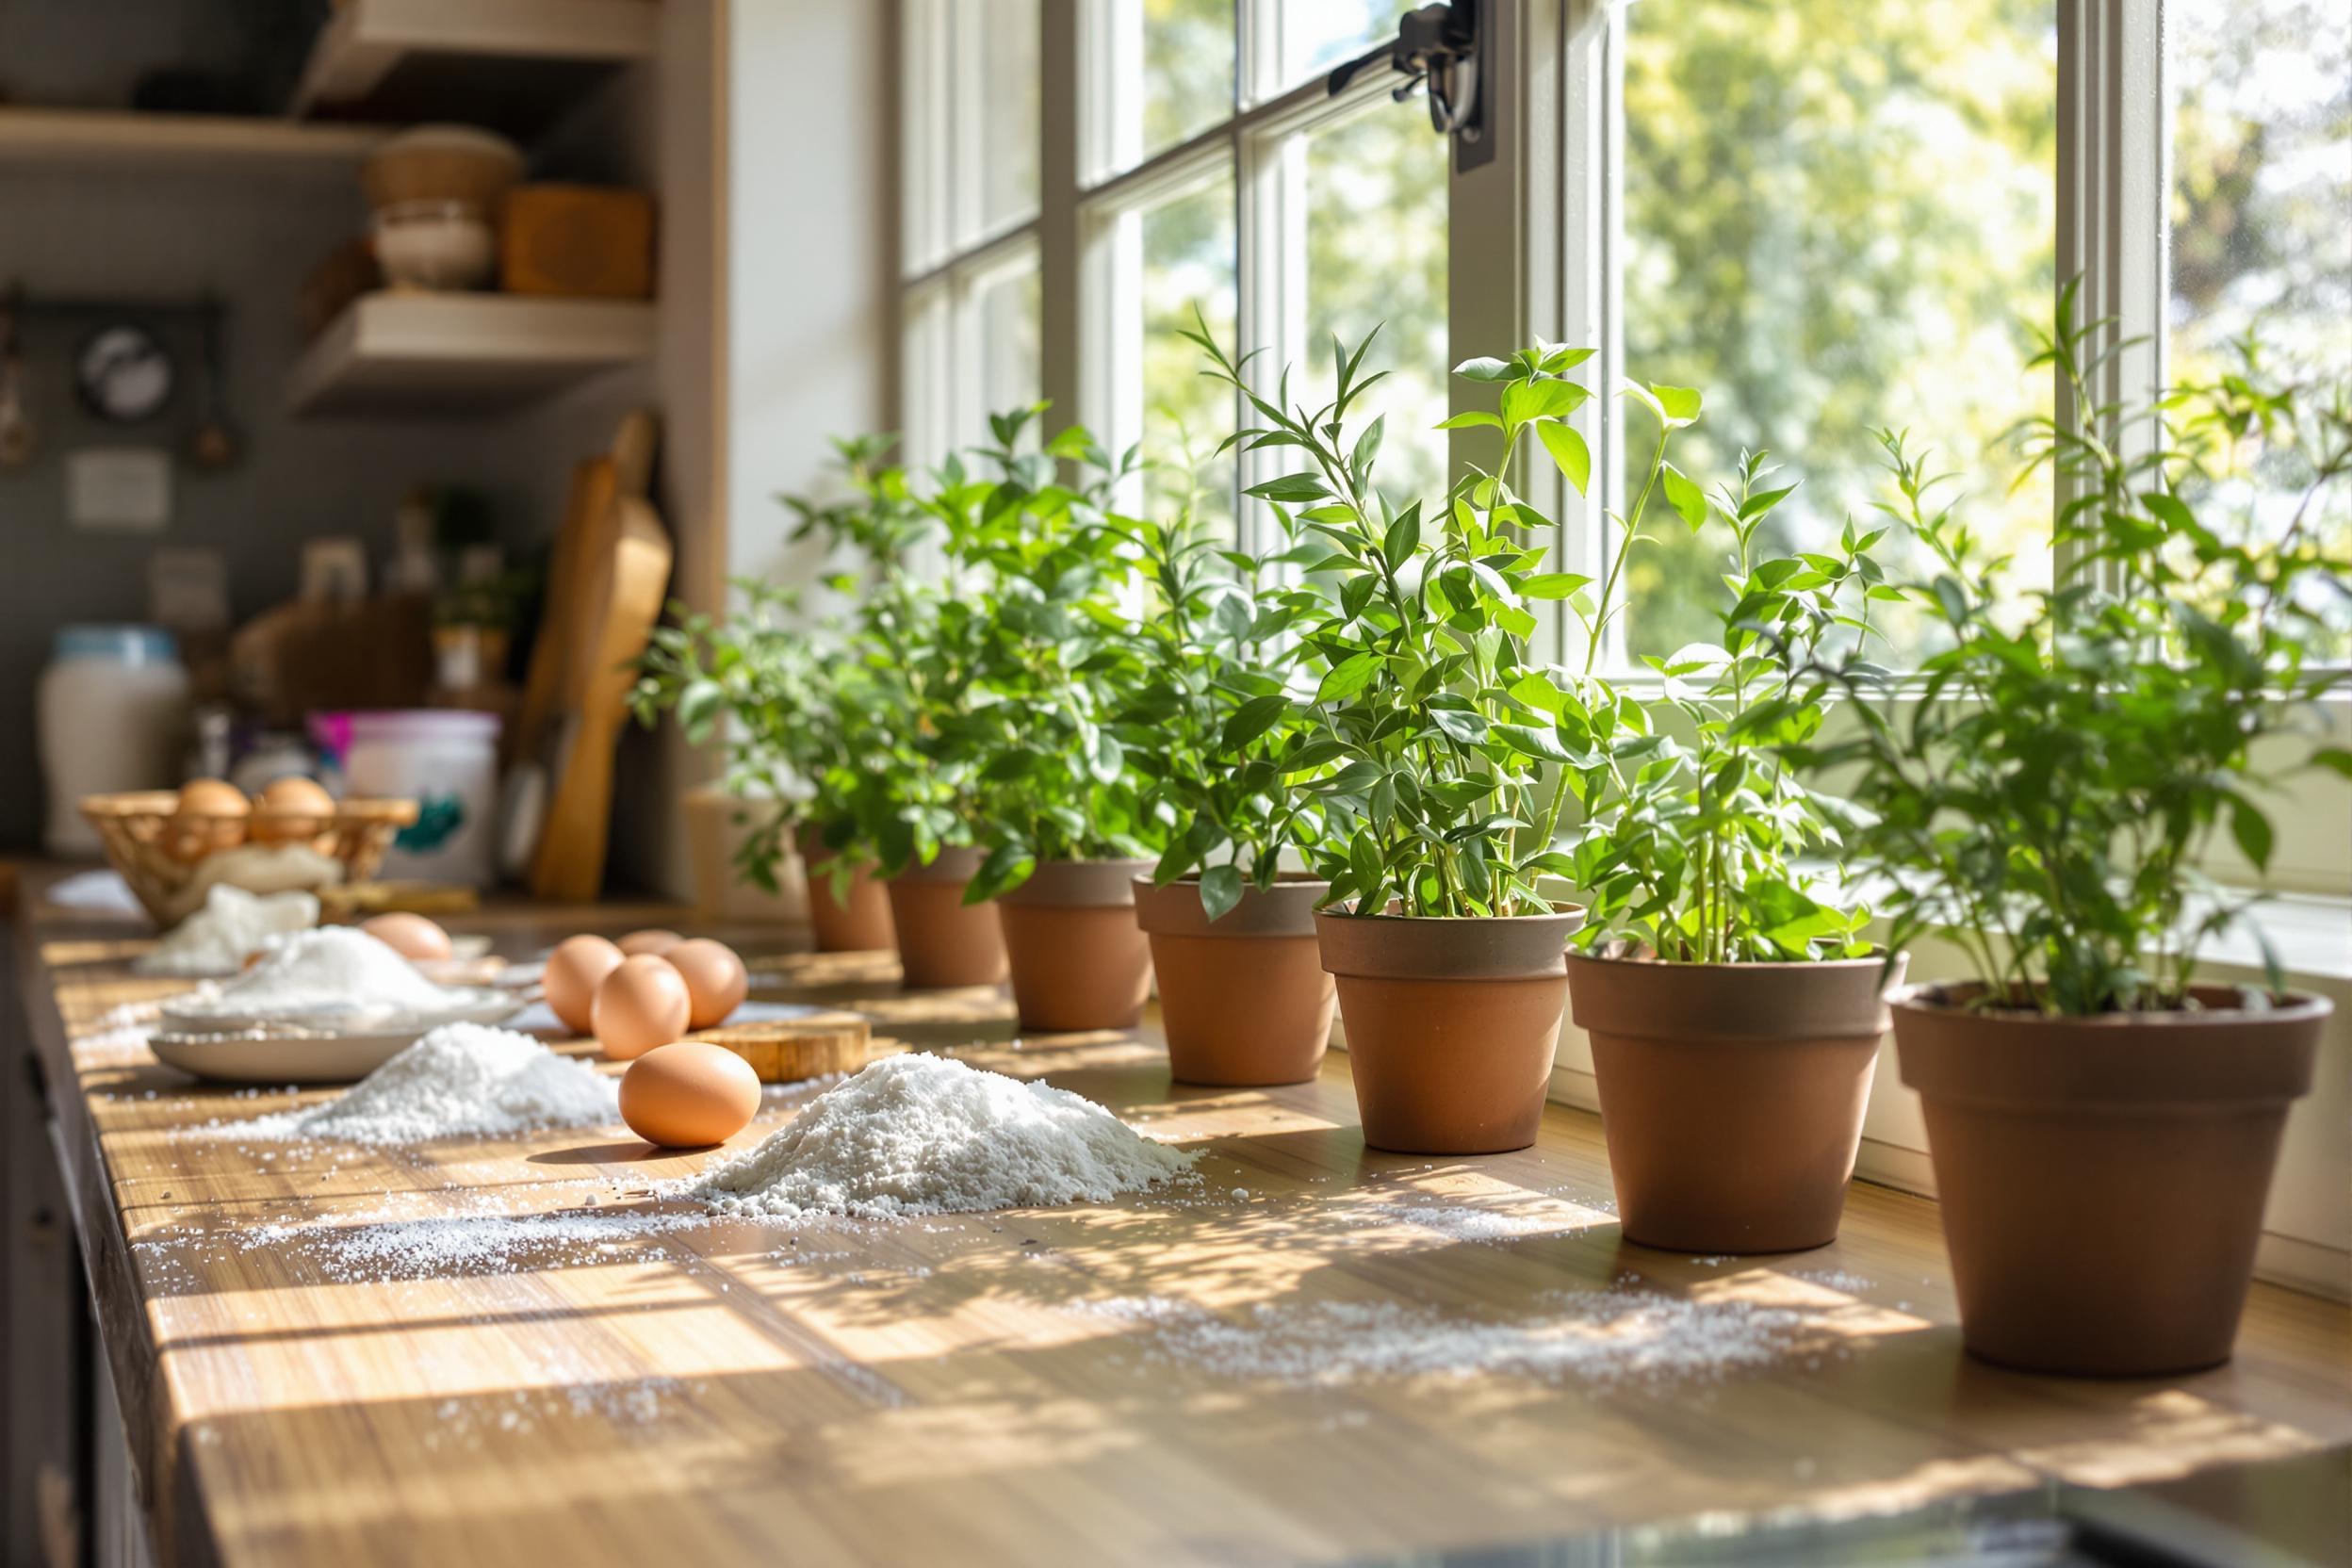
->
[{"left": 75, "top": 323, "right": 175, "bottom": 424}]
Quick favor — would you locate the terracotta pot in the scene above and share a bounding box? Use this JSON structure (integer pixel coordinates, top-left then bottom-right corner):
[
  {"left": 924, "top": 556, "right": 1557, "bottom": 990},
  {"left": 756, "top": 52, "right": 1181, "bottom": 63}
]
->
[
  {"left": 1316, "top": 906, "right": 1583, "bottom": 1154},
  {"left": 884, "top": 846, "right": 1007, "bottom": 989},
  {"left": 1568, "top": 950, "right": 1906, "bottom": 1253},
  {"left": 795, "top": 825, "right": 895, "bottom": 954},
  {"left": 996, "top": 859, "right": 1155, "bottom": 1032},
  {"left": 1894, "top": 984, "right": 2328, "bottom": 1376},
  {"left": 1133, "top": 874, "right": 1334, "bottom": 1086}
]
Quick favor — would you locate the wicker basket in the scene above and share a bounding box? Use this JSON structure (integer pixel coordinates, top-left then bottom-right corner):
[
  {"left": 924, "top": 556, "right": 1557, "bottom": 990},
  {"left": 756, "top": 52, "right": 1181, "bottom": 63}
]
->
[{"left": 79, "top": 792, "right": 419, "bottom": 927}]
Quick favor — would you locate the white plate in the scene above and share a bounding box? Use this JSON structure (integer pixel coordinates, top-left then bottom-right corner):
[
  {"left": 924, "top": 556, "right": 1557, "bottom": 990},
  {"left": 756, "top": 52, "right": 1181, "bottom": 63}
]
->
[
  {"left": 146, "top": 1019, "right": 486, "bottom": 1084},
  {"left": 155, "top": 988, "right": 521, "bottom": 1037}
]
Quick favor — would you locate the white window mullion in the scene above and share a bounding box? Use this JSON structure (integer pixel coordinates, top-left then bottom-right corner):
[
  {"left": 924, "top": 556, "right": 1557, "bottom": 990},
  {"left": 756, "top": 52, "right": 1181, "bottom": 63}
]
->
[
  {"left": 1558, "top": 0, "right": 1623, "bottom": 675},
  {"left": 2056, "top": 0, "right": 2167, "bottom": 588},
  {"left": 1233, "top": 119, "right": 1295, "bottom": 559},
  {"left": 1038, "top": 0, "right": 1085, "bottom": 431}
]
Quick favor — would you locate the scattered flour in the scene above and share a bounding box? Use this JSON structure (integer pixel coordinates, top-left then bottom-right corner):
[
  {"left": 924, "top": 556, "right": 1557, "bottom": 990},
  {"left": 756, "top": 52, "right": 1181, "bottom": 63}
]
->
[
  {"left": 237, "top": 1201, "right": 708, "bottom": 1280},
  {"left": 1345, "top": 1200, "right": 1593, "bottom": 1246},
  {"left": 683, "top": 1053, "right": 1195, "bottom": 1219},
  {"left": 1078, "top": 1287, "right": 1815, "bottom": 1388},
  {"left": 1790, "top": 1267, "right": 1874, "bottom": 1294},
  {"left": 165, "top": 926, "right": 460, "bottom": 1020},
  {"left": 228, "top": 1023, "right": 619, "bottom": 1144},
  {"left": 135, "top": 885, "right": 318, "bottom": 977}
]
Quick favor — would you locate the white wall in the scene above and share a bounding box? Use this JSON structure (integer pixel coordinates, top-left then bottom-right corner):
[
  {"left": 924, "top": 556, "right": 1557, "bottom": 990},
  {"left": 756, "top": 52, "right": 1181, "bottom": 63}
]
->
[{"left": 723, "top": 0, "right": 897, "bottom": 589}]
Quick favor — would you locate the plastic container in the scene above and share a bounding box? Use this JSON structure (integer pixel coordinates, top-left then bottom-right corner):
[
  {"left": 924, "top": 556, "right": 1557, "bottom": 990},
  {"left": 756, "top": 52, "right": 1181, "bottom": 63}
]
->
[
  {"left": 38, "top": 626, "right": 190, "bottom": 858},
  {"left": 342, "top": 710, "right": 501, "bottom": 888}
]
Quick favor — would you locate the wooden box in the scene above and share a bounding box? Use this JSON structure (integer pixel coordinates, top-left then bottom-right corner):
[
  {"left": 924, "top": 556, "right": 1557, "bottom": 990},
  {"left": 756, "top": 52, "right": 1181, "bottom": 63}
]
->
[{"left": 498, "top": 185, "right": 656, "bottom": 300}]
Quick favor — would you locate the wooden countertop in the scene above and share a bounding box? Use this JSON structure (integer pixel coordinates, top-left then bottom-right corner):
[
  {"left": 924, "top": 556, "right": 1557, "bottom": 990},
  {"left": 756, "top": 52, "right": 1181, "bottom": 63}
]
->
[{"left": 9, "top": 871, "right": 2350, "bottom": 1567}]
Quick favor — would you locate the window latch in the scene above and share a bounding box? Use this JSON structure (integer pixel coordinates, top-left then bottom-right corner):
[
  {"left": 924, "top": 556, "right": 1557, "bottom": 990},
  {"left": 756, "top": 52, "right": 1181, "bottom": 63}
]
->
[{"left": 1326, "top": 1, "right": 1491, "bottom": 171}]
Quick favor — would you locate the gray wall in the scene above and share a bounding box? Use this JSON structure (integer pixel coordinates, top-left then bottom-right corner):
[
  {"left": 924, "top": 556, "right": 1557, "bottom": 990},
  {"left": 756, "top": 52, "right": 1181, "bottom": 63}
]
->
[{"left": 0, "top": 159, "right": 571, "bottom": 850}]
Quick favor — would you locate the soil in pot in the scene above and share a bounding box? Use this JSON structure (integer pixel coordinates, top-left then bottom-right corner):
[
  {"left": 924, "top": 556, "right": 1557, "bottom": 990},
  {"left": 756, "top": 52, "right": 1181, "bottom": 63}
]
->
[
  {"left": 1316, "top": 907, "right": 1582, "bottom": 1154},
  {"left": 1894, "top": 983, "right": 2328, "bottom": 1377},
  {"left": 1133, "top": 874, "right": 1332, "bottom": 1086},
  {"left": 1568, "top": 950, "right": 1905, "bottom": 1253},
  {"left": 997, "top": 859, "right": 1154, "bottom": 1033},
  {"left": 885, "top": 846, "right": 1007, "bottom": 989},
  {"left": 795, "top": 826, "right": 895, "bottom": 955}
]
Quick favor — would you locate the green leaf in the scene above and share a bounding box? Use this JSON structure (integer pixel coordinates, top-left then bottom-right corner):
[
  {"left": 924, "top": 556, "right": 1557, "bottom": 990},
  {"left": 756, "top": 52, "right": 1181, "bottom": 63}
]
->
[
  {"left": 1536, "top": 420, "right": 1592, "bottom": 494},
  {"left": 2313, "top": 747, "right": 2352, "bottom": 780},
  {"left": 1200, "top": 863, "right": 1244, "bottom": 923},
  {"left": 1659, "top": 462, "right": 1708, "bottom": 530},
  {"left": 1382, "top": 510, "right": 1421, "bottom": 572},
  {"left": 1429, "top": 705, "right": 1488, "bottom": 744},
  {"left": 1519, "top": 571, "right": 1593, "bottom": 600},
  {"left": 1495, "top": 724, "right": 1575, "bottom": 762},
  {"left": 1088, "top": 728, "right": 1125, "bottom": 784},
  {"left": 1317, "top": 651, "right": 1383, "bottom": 702},
  {"left": 1453, "top": 356, "right": 1515, "bottom": 383},
  {"left": 1501, "top": 379, "right": 1591, "bottom": 427},
  {"left": 1648, "top": 384, "right": 1703, "bottom": 425},
  {"left": 1247, "top": 472, "right": 1331, "bottom": 503},
  {"left": 1434, "top": 410, "right": 1504, "bottom": 431},
  {"left": 1221, "top": 694, "right": 1290, "bottom": 752},
  {"left": 2230, "top": 799, "right": 2274, "bottom": 870}
]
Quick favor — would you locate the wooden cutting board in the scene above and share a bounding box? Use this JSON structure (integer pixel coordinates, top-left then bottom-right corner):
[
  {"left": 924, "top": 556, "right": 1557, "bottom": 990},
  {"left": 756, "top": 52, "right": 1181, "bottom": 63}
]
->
[
  {"left": 687, "top": 1012, "right": 875, "bottom": 1083},
  {"left": 528, "top": 491, "right": 674, "bottom": 901}
]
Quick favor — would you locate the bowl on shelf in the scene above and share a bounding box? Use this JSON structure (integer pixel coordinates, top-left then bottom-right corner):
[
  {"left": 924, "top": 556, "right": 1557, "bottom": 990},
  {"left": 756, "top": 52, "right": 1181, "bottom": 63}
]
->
[
  {"left": 360, "top": 124, "right": 524, "bottom": 214},
  {"left": 79, "top": 791, "right": 418, "bottom": 927},
  {"left": 373, "top": 201, "right": 498, "bottom": 291}
]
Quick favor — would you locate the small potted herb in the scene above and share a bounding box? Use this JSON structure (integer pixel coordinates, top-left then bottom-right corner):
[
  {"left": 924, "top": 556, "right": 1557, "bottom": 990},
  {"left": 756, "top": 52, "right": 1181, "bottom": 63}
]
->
[
  {"left": 1228, "top": 333, "right": 1591, "bottom": 1152},
  {"left": 1559, "top": 401, "right": 1901, "bottom": 1253},
  {"left": 1795, "top": 295, "right": 2346, "bottom": 1373},
  {"left": 955, "top": 412, "right": 1169, "bottom": 1032},
  {"left": 810, "top": 448, "right": 1007, "bottom": 988},
  {"left": 1118, "top": 412, "right": 1337, "bottom": 1083},
  {"left": 631, "top": 437, "right": 914, "bottom": 954},
  {"left": 634, "top": 579, "right": 896, "bottom": 952}
]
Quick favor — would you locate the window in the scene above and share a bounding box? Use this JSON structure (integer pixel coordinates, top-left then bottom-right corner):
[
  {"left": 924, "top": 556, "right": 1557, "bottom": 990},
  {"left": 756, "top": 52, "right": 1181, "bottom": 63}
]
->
[
  {"left": 1613, "top": 0, "right": 2058, "bottom": 662},
  {"left": 895, "top": 1, "right": 2345, "bottom": 887},
  {"left": 899, "top": 6, "right": 2349, "bottom": 663},
  {"left": 904, "top": 0, "right": 1460, "bottom": 541},
  {"left": 2167, "top": 0, "right": 2351, "bottom": 657},
  {"left": 900, "top": 0, "right": 1043, "bottom": 467}
]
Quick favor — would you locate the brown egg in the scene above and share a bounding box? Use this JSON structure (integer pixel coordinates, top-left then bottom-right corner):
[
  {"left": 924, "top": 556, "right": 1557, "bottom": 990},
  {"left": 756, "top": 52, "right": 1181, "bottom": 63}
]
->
[
  {"left": 360, "top": 912, "right": 452, "bottom": 962},
  {"left": 617, "top": 927, "right": 684, "bottom": 956},
  {"left": 618, "top": 1041, "right": 761, "bottom": 1147},
  {"left": 665, "top": 938, "right": 747, "bottom": 1029},
  {"left": 592, "top": 955, "right": 692, "bottom": 1061},
  {"left": 252, "top": 776, "right": 335, "bottom": 843},
  {"left": 167, "top": 777, "right": 251, "bottom": 860},
  {"left": 543, "top": 934, "right": 624, "bottom": 1037}
]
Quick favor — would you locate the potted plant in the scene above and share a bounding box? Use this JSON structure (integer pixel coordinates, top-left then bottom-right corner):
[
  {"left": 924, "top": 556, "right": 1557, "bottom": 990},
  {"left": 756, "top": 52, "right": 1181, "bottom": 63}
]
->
[
  {"left": 1117, "top": 409, "right": 1338, "bottom": 1084},
  {"left": 1794, "top": 293, "right": 2346, "bottom": 1373},
  {"left": 1215, "top": 333, "right": 1592, "bottom": 1152},
  {"left": 955, "top": 411, "right": 1169, "bottom": 1032},
  {"left": 1558, "top": 404, "right": 1901, "bottom": 1253},
  {"left": 810, "top": 448, "right": 1006, "bottom": 988},
  {"left": 631, "top": 437, "right": 906, "bottom": 954}
]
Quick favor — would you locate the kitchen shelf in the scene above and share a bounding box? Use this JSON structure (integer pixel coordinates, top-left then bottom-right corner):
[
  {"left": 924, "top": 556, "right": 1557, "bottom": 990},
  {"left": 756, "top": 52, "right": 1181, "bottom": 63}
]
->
[
  {"left": 0, "top": 106, "right": 384, "bottom": 176},
  {"left": 288, "top": 0, "right": 660, "bottom": 139},
  {"left": 286, "top": 292, "right": 656, "bottom": 417}
]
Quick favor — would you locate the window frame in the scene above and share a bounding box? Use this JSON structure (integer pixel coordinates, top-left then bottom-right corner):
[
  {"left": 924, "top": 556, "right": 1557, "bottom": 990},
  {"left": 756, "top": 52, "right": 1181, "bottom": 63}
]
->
[{"left": 894, "top": 0, "right": 2348, "bottom": 895}]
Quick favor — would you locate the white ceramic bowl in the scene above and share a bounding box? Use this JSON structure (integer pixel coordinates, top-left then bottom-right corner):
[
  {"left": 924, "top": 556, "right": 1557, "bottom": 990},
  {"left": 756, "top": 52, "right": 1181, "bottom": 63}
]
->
[{"left": 373, "top": 201, "right": 496, "bottom": 291}]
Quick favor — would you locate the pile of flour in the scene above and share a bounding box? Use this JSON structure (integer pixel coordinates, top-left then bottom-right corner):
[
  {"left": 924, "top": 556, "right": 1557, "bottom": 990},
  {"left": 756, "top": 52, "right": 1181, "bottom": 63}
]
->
[
  {"left": 235, "top": 1023, "right": 618, "bottom": 1144},
  {"left": 136, "top": 885, "right": 318, "bottom": 977},
  {"left": 684, "top": 1053, "right": 1193, "bottom": 1219},
  {"left": 167, "top": 926, "right": 460, "bottom": 1020}
]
